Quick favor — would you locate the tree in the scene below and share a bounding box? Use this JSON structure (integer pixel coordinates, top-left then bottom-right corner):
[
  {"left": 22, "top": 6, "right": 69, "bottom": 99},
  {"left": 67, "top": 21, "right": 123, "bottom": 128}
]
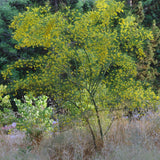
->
[
  {"left": 0, "top": 0, "right": 50, "bottom": 103},
  {"left": 0, "top": 0, "right": 20, "bottom": 79},
  {"left": 0, "top": 0, "right": 47, "bottom": 85},
  {"left": 131, "top": 1, "right": 160, "bottom": 93},
  {"left": 0, "top": 0, "right": 95, "bottom": 85},
  {"left": 124, "top": 0, "right": 160, "bottom": 27},
  {"left": 3, "top": 0, "right": 159, "bottom": 149}
]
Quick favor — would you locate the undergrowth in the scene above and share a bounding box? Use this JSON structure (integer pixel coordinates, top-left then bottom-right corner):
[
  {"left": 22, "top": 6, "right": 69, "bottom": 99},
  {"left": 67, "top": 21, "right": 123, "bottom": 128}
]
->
[{"left": 1, "top": 112, "right": 160, "bottom": 160}]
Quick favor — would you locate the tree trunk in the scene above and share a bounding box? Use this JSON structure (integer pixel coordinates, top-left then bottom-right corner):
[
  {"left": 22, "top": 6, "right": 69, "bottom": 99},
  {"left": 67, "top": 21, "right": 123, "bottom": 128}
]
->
[
  {"left": 91, "top": 97, "right": 103, "bottom": 141},
  {"left": 85, "top": 117, "right": 97, "bottom": 150}
]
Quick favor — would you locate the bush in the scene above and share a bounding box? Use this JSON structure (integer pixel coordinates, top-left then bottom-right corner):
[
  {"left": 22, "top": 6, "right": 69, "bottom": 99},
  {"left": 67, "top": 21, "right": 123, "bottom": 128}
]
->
[
  {"left": 0, "top": 85, "right": 16, "bottom": 127},
  {"left": 14, "top": 94, "right": 54, "bottom": 144}
]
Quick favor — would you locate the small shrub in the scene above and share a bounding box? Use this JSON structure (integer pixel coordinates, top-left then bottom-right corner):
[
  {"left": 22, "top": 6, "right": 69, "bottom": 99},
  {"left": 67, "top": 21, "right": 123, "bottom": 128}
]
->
[
  {"left": 14, "top": 93, "right": 54, "bottom": 145},
  {"left": 0, "top": 85, "right": 16, "bottom": 127}
]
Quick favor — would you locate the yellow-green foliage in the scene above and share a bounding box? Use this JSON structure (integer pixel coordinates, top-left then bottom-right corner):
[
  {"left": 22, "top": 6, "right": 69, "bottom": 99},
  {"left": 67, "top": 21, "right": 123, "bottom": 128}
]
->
[
  {"left": 0, "top": 84, "right": 7, "bottom": 97},
  {"left": 2, "top": 0, "right": 159, "bottom": 115},
  {"left": 14, "top": 94, "right": 53, "bottom": 133},
  {"left": 0, "top": 85, "right": 14, "bottom": 126},
  {"left": 119, "top": 16, "right": 153, "bottom": 59},
  {"left": 0, "top": 85, "right": 11, "bottom": 109}
]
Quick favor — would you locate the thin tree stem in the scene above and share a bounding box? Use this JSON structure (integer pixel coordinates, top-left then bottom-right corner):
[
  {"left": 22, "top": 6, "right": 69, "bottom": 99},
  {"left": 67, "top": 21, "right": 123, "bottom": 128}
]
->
[
  {"left": 91, "top": 96, "right": 103, "bottom": 141},
  {"left": 85, "top": 117, "right": 97, "bottom": 150}
]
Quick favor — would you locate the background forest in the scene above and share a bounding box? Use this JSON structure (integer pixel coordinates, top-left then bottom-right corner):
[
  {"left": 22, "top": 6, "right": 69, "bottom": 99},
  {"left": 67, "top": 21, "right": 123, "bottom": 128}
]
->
[{"left": 0, "top": 0, "right": 160, "bottom": 159}]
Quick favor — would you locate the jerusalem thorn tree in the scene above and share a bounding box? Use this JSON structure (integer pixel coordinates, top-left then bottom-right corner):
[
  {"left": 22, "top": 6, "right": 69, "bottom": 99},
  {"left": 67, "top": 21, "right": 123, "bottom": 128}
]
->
[{"left": 2, "top": 0, "right": 160, "bottom": 149}]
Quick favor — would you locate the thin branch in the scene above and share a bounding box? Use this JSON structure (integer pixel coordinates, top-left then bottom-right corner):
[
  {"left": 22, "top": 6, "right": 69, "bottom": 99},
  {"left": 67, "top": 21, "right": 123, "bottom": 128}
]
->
[
  {"left": 91, "top": 95, "right": 103, "bottom": 141},
  {"left": 85, "top": 117, "right": 97, "bottom": 150}
]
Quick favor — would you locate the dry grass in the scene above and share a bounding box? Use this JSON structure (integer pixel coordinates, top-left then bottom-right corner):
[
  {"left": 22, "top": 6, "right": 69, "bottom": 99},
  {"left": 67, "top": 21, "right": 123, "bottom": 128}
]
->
[{"left": 1, "top": 112, "right": 160, "bottom": 160}]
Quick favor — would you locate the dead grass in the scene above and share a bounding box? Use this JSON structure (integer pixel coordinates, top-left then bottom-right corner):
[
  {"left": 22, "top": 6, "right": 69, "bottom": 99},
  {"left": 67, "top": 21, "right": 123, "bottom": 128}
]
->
[{"left": 1, "top": 112, "right": 160, "bottom": 159}]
